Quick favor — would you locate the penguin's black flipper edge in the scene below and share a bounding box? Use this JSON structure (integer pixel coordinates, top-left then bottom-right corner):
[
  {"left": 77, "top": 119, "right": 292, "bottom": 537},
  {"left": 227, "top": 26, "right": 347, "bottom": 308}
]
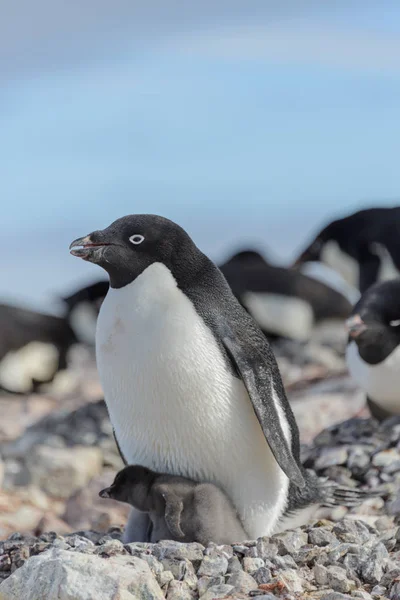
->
[
  {"left": 113, "top": 428, "right": 128, "bottom": 465},
  {"left": 221, "top": 327, "right": 305, "bottom": 489}
]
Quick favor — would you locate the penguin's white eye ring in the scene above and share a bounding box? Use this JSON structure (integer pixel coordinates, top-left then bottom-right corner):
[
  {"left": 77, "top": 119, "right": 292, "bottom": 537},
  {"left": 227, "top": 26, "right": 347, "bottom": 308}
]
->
[{"left": 129, "top": 234, "right": 145, "bottom": 245}]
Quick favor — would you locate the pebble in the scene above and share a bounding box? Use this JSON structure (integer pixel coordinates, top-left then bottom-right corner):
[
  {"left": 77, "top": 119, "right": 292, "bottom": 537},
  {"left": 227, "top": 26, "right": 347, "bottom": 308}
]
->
[
  {"left": 333, "top": 519, "right": 372, "bottom": 544},
  {"left": 361, "top": 543, "right": 388, "bottom": 585},
  {"left": 273, "top": 530, "right": 308, "bottom": 554},
  {"left": 315, "top": 447, "right": 349, "bottom": 469},
  {"left": 309, "top": 527, "right": 338, "bottom": 547},
  {"left": 253, "top": 566, "right": 272, "bottom": 585},
  {"left": 243, "top": 557, "right": 265, "bottom": 574},
  {"left": 200, "top": 584, "right": 234, "bottom": 600},
  {"left": 226, "top": 570, "right": 258, "bottom": 593},
  {"left": 197, "top": 576, "right": 224, "bottom": 597},
  {"left": 197, "top": 554, "right": 228, "bottom": 578},
  {"left": 167, "top": 580, "right": 195, "bottom": 600}
]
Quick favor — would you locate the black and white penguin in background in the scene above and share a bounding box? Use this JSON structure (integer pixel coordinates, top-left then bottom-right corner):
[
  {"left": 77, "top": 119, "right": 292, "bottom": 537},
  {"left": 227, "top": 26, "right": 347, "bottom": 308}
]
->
[
  {"left": 219, "top": 249, "right": 352, "bottom": 342},
  {"left": 70, "top": 214, "right": 369, "bottom": 542},
  {"left": 346, "top": 278, "right": 400, "bottom": 421},
  {"left": 63, "top": 280, "right": 109, "bottom": 347},
  {"left": 0, "top": 303, "right": 77, "bottom": 394},
  {"left": 294, "top": 207, "right": 400, "bottom": 293}
]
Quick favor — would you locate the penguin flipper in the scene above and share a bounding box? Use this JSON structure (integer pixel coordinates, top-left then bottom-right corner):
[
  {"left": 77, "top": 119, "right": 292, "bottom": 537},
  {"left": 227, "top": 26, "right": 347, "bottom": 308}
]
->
[
  {"left": 161, "top": 492, "right": 185, "bottom": 539},
  {"left": 221, "top": 326, "right": 305, "bottom": 489},
  {"left": 113, "top": 428, "right": 128, "bottom": 465}
]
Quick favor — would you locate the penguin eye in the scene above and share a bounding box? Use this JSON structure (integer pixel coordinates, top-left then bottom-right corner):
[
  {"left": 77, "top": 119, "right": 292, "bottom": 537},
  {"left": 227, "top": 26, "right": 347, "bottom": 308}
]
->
[{"left": 129, "top": 234, "right": 145, "bottom": 245}]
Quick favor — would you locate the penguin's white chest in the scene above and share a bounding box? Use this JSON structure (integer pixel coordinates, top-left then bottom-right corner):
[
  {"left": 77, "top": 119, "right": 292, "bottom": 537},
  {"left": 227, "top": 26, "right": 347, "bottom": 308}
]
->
[
  {"left": 346, "top": 341, "right": 400, "bottom": 413},
  {"left": 96, "top": 262, "right": 289, "bottom": 538}
]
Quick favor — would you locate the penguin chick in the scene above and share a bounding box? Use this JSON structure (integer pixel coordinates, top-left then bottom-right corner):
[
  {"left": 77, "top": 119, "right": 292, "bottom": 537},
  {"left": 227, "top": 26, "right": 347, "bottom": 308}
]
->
[{"left": 99, "top": 465, "right": 248, "bottom": 545}]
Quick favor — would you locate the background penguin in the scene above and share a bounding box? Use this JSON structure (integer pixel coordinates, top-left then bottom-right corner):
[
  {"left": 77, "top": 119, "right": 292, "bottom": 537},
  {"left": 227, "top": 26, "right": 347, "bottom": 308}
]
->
[
  {"left": 219, "top": 249, "right": 352, "bottom": 342},
  {"left": 99, "top": 464, "right": 248, "bottom": 545},
  {"left": 0, "top": 303, "right": 77, "bottom": 394},
  {"left": 345, "top": 278, "right": 400, "bottom": 420},
  {"left": 293, "top": 206, "right": 400, "bottom": 293},
  {"left": 62, "top": 280, "right": 109, "bottom": 347},
  {"left": 70, "top": 214, "right": 371, "bottom": 542}
]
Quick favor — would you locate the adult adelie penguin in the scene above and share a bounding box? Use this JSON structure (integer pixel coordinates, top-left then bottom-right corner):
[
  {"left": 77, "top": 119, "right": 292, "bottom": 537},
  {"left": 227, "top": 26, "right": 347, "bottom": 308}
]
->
[
  {"left": 346, "top": 278, "right": 400, "bottom": 420},
  {"left": 294, "top": 207, "right": 400, "bottom": 293},
  {"left": 70, "top": 215, "right": 366, "bottom": 542},
  {"left": 219, "top": 249, "right": 351, "bottom": 341}
]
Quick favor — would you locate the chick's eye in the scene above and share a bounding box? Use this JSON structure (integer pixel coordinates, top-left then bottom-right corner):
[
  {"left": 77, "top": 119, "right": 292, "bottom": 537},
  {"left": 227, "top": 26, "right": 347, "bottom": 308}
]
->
[{"left": 129, "top": 234, "right": 144, "bottom": 245}]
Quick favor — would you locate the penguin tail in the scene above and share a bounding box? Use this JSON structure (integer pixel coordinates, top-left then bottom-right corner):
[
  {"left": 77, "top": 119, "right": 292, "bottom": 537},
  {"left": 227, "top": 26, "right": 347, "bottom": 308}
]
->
[{"left": 318, "top": 478, "right": 383, "bottom": 508}]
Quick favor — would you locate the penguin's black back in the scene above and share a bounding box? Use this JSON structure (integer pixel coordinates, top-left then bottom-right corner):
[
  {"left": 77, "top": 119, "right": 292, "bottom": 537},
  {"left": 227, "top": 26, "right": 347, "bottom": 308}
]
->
[{"left": 0, "top": 303, "right": 76, "bottom": 361}]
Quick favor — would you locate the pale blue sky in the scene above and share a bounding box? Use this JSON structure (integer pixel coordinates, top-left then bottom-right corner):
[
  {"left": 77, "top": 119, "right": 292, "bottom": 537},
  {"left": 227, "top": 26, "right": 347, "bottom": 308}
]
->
[{"left": 1, "top": 1, "right": 400, "bottom": 310}]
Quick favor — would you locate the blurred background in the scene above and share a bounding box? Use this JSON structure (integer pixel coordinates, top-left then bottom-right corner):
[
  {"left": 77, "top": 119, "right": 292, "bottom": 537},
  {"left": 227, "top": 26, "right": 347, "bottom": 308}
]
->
[{"left": 2, "top": 0, "right": 400, "bottom": 311}]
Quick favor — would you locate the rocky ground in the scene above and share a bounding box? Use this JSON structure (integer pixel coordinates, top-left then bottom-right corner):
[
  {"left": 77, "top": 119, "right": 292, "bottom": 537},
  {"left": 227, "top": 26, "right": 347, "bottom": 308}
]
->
[{"left": 0, "top": 331, "right": 398, "bottom": 599}]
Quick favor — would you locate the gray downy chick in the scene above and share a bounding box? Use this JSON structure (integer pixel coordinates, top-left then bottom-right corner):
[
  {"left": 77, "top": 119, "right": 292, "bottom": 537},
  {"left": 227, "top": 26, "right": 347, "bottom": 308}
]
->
[{"left": 99, "top": 465, "right": 248, "bottom": 545}]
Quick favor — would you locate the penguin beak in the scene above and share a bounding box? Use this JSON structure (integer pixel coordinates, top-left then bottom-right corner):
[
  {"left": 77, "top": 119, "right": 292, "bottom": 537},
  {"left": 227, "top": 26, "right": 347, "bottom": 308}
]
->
[
  {"left": 69, "top": 233, "right": 112, "bottom": 262},
  {"left": 346, "top": 314, "right": 367, "bottom": 338},
  {"left": 99, "top": 487, "right": 112, "bottom": 499}
]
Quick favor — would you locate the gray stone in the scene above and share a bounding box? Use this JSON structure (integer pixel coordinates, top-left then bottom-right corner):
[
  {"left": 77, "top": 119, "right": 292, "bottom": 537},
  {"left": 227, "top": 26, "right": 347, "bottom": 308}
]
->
[
  {"left": 232, "top": 545, "right": 248, "bottom": 555},
  {"left": 382, "top": 567, "right": 400, "bottom": 588},
  {"left": 361, "top": 542, "right": 388, "bottom": 585},
  {"left": 227, "top": 570, "right": 258, "bottom": 593},
  {"left": 320, "top": 594, "right": 353, "bottom": 600},
  {"left": 182, "top": 561, "right": 198, "bottom": 590},
  {"left": 390, "top": 581, "right": 400, "bottom": 600},
  {"left": 309, "top": 527, "right": 338, "bottom": 547},
  {"left": 272, "top": 554, "right": 297, "bottom": 569},
  {"left": 372, "top": 449, "right": 400, "bottom": 468},
  {"left": 166, "top": 581, "right": 194, "bottom": 600},
  {"left": 197, "top": 554, "right": 228, "bottom": 578},
  {"left": 253, "top": 566, "right": 272, "bottom": 585},
  {"left": 352, "top": 592, "right": 373, "bottom": 600},
  {"left": 333, "top": 520, "right": 372, "bottom": 544},
  {"left": 278, "top": 568, "right": 304, "bottom": 593},
  {"left": 140, "top": 554, "right": 164, "bottom": 578},
  {"left": 200, "top": 584, "right": 235, "bottom": 600},
  {"left": 227, "top": 555, "right": 242, "bottom": 574},
  {"left": 315, "top": 447, "right": 349, "bottom": 469},
  {"left": 256, "top": 540, "right": 278, "bottom": 561},
  {"left": 161, "top": 559, "right": 186, "bottom": 581},
  {"left": 347, "top": 448, "right": 370, "bottom": 472},
  {"left": 273, "top": 530, "right": 308, "bottom": 554},
  {"left": 315, "top": 563, "right": 328, "bottom": 585},
  {"left": 152, "top": 541, "right": 204, "bottom": 565},
  {"left": 197, "top": 576, "right": 224, "bottom": 597},
  {"left": 343, "top": 553, "right": 365, "bottom": 574},
  {"left": 95, "top": 539, "right": 125, "bottom": 556},
  {"left": 371, "top": 585, "right": 387, "bottom": 598},
  {"left": 327, "top": 565, "right": 354, "bottom": 593},
  {"left": 0, "top": 548, "right": 164, "bottom": 600},
  {"left": 243, "top": 557, "right": 265, "bottom": 574},
  {"left": 375, "top": 516, "right": 395, "bottom": 531},
  {"left": 159, "top": 571, "right": 174, "bottom": 589}
]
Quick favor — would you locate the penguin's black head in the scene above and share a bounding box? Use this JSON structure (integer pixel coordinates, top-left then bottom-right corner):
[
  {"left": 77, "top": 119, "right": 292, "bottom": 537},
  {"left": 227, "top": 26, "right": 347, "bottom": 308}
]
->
[
  {"left": 70, "top": 214, "right": 201, "bottom": 288},
  {"left": 99, "top": 465, "right": 155, "bottom": 501}
]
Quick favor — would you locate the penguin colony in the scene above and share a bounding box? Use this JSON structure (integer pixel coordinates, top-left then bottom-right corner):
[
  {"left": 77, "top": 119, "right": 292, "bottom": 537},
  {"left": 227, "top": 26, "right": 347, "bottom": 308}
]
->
[
  {"left": 69, "top": 212, "right": 384, "bottom": 543},
  {"left": 1, "top": 205, "right": 398, "bottom": 543}
]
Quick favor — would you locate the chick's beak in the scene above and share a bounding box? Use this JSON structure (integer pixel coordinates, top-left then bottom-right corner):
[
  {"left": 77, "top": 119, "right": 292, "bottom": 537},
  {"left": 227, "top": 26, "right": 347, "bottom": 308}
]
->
[
  {"left": 99, "top": 487, "right": 112, "bottom": 499},
  {"left": 346, "top": 314, "right": 367, "bottom": 338}
]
